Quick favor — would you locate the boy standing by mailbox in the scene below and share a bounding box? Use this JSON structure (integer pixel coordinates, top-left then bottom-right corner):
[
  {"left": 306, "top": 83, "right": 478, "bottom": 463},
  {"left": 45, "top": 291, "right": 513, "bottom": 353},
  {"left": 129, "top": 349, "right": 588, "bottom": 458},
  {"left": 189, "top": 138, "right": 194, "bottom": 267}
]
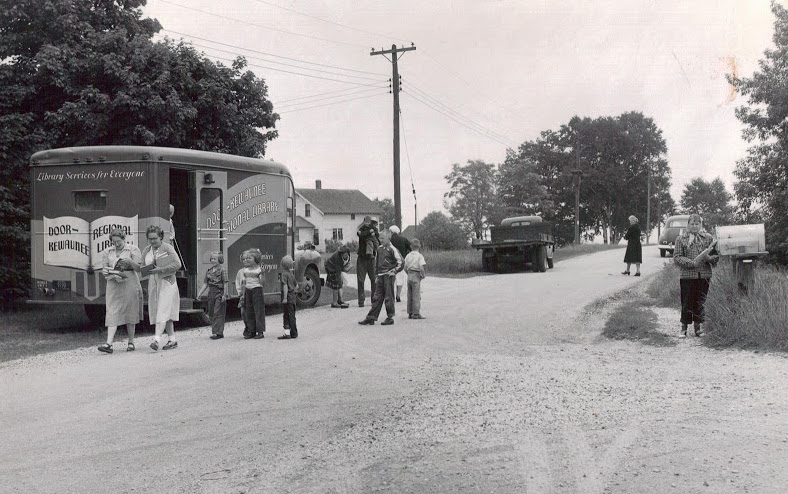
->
[{"left": 358, "top": 230, "right": 402, "bottom": 326}]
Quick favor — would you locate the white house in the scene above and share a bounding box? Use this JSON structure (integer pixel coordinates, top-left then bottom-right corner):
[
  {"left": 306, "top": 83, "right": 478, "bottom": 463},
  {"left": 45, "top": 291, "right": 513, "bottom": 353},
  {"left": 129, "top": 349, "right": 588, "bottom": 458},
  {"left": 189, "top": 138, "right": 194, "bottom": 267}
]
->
[{"left": 295, "top": 180, "right": 382, "bottom": 252}]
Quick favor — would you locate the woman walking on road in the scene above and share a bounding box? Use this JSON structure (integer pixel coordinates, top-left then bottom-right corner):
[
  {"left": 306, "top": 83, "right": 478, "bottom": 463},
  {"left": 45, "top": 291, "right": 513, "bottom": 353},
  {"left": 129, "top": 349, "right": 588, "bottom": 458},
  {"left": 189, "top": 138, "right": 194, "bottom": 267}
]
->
[
  {"left": 97, "top": 228, "right": 143, "bottom": 354},
  {"left": 622, "top": 215, "right": 642, "bottom": 276},
  {"left": 142, "top": 225, "right": 182, "bottom": 351},
  {"left": 673, "top": 213, "right": 719, "bottom": 337}
]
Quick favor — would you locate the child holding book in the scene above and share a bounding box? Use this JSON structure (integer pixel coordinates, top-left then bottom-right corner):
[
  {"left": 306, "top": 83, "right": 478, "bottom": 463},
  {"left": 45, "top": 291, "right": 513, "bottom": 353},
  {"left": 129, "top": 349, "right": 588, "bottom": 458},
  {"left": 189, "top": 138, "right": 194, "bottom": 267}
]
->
[
  {"left": 241, "top": 248, "right": 266, "bottom": 339},
  {"left": 278, "top": 255, "right": 298, "bottom": 339},
  {"left": 198, "top": 251, "right": 229, "bottom": 340}
]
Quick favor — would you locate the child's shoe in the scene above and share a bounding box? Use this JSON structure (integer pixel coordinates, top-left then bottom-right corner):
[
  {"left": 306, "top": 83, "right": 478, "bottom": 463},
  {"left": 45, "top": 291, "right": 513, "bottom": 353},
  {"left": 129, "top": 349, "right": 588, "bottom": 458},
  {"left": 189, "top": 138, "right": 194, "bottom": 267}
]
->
[
  {"left": 253, "top": 332, "right": 265, "bottom": 339},
  {"left": 411, "top": 314, "right": 426, "bottom": 319},
  {"left": 381, "top": 318, "right": 394, "bottom": 325}
]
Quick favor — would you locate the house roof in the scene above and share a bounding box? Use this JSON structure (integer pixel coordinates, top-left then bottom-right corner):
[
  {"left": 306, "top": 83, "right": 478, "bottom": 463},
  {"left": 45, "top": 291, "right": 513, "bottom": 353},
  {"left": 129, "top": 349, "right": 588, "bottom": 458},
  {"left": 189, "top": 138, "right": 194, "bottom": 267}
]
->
[
  {"left": 295, "top": 216, "right": 315, "bottom": 229},
  {"left": 296, "top": 189, "right": 382, "bottom": 215}
]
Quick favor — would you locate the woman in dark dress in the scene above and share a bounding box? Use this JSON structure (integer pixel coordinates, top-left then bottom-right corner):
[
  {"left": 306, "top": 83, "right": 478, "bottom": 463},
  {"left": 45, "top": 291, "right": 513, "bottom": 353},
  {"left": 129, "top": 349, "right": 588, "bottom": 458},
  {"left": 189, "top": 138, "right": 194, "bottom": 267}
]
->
[{"left": 623, "top": 215, "right": 642, "bottom": 276}]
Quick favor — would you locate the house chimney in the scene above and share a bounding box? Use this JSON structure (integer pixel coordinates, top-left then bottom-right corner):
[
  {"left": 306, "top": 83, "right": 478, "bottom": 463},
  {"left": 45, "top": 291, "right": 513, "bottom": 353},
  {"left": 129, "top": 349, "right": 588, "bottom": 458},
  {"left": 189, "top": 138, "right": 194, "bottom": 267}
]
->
[{"left": 315, "top": 180, "right": 322, "bottom": 189}]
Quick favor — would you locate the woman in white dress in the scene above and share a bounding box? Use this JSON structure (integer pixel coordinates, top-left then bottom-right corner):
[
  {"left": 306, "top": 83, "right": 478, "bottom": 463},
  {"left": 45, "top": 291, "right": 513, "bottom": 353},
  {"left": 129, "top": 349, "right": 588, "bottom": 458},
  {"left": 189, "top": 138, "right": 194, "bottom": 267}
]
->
[
  {"left": 97, "top": 228, "right": 143, "bottom": 354},
  {"left": 141, "top": 225, "right": 182, "bottom": 351}
]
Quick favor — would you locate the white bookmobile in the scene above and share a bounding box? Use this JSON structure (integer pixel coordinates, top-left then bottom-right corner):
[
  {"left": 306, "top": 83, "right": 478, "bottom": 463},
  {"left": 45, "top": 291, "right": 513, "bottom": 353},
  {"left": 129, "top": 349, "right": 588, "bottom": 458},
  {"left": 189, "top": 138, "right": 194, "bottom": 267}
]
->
[{"left": 29, "top": 146, "right": 323, "bottom": 325}]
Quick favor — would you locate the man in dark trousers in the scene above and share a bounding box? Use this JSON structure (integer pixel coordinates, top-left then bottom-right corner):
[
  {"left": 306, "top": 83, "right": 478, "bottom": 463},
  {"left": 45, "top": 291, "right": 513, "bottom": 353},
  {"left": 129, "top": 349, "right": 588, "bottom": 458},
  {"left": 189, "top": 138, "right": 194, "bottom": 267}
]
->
[
  {"left": 358, "top": 230, "right": 403, "bottom": 326},
  {"left": 388, "top": 225, "right": 411, "bottom": 302},
  {"left": 356, "top": 216, "right": 380, "bottom": 307}
]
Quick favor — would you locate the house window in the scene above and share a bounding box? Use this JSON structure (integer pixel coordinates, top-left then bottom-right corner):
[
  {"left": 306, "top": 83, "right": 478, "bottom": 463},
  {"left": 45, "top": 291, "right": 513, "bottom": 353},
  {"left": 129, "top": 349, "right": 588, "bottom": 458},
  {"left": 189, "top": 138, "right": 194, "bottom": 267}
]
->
[
  {"left": 332, "top": 228, "right": 343, "bottom": 241},
  {"left": 351, "top": 213, "right": 356, "bottom": 220},
  {"left": 305, "top": 204, "right": 311, "bottom": 218}
]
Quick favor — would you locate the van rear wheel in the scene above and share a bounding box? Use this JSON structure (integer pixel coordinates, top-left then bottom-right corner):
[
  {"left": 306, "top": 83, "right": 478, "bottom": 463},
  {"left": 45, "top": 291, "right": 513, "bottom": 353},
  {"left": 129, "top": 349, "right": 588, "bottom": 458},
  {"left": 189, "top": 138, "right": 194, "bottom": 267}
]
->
[{"left": 84, "top": 305, "right": 106, "bottom": 327}]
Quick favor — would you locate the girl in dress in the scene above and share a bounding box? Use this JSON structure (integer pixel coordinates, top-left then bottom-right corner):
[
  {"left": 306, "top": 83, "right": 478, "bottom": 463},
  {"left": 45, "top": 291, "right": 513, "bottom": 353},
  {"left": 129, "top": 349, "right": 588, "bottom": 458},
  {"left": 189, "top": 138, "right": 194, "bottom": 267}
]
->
[{"left": 241, "top": 248, "right": 266, "bottom": 339}]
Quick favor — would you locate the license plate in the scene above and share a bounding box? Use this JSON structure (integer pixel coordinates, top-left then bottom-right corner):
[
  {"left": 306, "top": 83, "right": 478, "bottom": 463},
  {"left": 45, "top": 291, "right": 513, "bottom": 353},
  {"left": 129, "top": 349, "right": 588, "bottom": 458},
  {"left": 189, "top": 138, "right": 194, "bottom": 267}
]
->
[{"left": 53, "top": 280, "right": 71, "bottom": 291}]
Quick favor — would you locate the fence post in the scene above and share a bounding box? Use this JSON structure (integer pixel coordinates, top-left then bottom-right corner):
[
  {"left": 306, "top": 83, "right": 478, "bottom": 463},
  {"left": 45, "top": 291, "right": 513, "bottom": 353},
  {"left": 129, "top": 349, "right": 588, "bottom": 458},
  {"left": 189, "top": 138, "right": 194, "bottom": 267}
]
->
[{"left": 730, "top": 254, "right": 758, "bottom": 295}]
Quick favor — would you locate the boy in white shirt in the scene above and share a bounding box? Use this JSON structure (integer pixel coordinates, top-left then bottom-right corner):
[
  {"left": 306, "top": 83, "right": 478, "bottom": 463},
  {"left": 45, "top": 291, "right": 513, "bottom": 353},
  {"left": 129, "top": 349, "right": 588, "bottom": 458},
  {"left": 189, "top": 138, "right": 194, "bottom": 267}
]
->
[{"left": 403, "top": 238, "right": 427, "bottom": 319}]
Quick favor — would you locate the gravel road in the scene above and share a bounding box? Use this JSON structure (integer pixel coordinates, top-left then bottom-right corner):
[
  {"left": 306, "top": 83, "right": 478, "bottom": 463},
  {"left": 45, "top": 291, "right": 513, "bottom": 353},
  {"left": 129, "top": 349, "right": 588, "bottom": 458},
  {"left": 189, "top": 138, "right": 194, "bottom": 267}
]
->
[{"left": 1, "top": 247, "right": 787, "bottom": 493}]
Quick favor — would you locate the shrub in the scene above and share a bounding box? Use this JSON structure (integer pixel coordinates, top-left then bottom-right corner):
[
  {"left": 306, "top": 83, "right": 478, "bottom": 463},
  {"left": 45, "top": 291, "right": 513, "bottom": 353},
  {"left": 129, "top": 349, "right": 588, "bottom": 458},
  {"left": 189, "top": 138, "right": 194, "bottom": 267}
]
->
[{"left": 645, "top": 261, "right": 681, "bottom": 307}]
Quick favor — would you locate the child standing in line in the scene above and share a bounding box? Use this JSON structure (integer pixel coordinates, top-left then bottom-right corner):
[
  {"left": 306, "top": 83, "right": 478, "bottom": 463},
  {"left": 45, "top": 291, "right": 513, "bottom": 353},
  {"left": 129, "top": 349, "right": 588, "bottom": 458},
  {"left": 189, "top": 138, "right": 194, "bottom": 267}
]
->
[
  {"left": 241, "top": 248, "right": 266, "bottom": 339},
  {"left": 278, "top": 255, "right": 298, "bottom": 340},
  {"left": 403, "top": 238, "right": 427, "bottom": 319},
  {"left": 235, "top": 251, "right": 249, "bottom": 335},
  {"left": 199, "top": 251, "right": 229, "bottom": 339},
  {"left": 325, "top": 245, "right": 351, "bottom": 308}
]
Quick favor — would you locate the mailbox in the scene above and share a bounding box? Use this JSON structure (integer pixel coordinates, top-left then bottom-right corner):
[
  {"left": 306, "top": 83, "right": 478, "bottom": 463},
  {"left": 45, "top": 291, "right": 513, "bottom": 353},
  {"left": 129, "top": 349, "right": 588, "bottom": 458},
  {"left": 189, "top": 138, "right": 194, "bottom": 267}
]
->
[{"left": 715, "top": 224, "right": 767, "bottom": 256}]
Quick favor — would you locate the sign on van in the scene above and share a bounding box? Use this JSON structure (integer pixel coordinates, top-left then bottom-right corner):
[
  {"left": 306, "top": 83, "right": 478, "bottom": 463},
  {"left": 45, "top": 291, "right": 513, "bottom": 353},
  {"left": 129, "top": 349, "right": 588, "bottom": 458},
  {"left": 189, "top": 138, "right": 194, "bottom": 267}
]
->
[{"left": 43, "top": 215, "right": 138, "bottom": 270}]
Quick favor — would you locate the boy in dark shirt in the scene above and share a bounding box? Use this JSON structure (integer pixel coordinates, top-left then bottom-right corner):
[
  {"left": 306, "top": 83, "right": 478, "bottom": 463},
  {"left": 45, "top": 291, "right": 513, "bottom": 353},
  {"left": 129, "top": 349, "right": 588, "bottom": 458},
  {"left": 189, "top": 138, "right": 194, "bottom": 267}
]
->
[
  {"left": 358, "top": 230, "right": 403, "bottom": 326},
  {"left": 278, "top": 255, "right": 298, "bottom": 340}
]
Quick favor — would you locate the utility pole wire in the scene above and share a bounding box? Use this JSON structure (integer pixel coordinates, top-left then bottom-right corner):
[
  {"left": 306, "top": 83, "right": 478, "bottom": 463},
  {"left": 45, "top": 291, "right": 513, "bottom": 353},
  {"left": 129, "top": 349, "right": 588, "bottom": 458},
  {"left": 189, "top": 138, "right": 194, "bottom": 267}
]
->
[
  {"left": 274, "top": 83, "right": 390, "bottom": 105},
  {"left": 158, "top": 0, "right": 369, "bottom": 48},
  {"left": 403, "top": 80, "right": 518, "bottom": 147},
  {"left": 276, "top": 86, "right": 389, "bottom": 109},
  {"left": 249, "top": 0, "right": 413, "bottom": 44},
  {"left": 399, "top": 109, "right": 418, "bottom": 230},
  {"left": 278, "top": 92, "right": 388, "bottom": 114},
  {"left": 184, "top": 40, "right": 388, "bottom": 82},
  {"left": 371, "top": 44, "right": 417, "bottom": 230},
  {"left": 402, "top": 92, "right": 513, "bottom": 148},
  {"left": 161, "top": 29, "right": 388, "bottom": 76}
]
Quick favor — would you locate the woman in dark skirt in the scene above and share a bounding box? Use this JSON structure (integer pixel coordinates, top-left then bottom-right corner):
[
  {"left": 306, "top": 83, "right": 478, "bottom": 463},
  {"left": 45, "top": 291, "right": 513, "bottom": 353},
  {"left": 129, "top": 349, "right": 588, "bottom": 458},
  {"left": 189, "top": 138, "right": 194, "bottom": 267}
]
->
[
  {"left": 325, "top": 245, "right": 352, "bottom": 308},
  {"left": 622, "top": 215, "right": 642, "bottom": 276}
]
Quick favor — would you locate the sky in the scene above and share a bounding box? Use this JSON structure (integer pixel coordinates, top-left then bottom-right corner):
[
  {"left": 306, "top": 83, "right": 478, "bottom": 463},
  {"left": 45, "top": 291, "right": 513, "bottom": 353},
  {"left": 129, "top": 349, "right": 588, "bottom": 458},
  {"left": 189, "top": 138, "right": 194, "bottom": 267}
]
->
[{"left": 142, "top": 0, "right": 780, "bottom": 228}]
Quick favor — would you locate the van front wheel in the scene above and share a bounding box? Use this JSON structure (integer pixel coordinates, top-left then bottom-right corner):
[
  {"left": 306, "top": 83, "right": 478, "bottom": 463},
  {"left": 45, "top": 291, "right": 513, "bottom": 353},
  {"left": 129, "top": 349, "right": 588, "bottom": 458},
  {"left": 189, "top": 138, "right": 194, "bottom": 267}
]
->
[{"left": 297, "top": 267, "right": 321, "bottom": 307}]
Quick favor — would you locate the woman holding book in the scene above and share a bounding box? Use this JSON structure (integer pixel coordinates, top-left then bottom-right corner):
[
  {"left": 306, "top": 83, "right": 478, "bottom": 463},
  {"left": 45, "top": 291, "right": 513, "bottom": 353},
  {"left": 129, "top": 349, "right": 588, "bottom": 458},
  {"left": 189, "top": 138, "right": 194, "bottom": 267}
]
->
[
  {"left": 97, "top": 228, "right": 143, "bottom": 354},
  {"left": 673, "top": 213, "right": 719, "bottom": 338},
  {"left": 142, "top": 225, "right": 182, "bottom": 351}
]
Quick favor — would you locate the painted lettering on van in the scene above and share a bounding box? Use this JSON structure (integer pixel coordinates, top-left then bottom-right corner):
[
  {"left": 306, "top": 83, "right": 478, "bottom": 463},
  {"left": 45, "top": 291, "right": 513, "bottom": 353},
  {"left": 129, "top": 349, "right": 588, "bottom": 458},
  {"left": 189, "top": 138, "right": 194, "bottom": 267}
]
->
[
  {"left": 227, "top": 201, "right": 279, "bottom": 233},
  {"left": 226, "top": 183, "right": 266, "bottom": 210},
  {"left": 35, "top": 170, "right": 145, "bottom": 182}
]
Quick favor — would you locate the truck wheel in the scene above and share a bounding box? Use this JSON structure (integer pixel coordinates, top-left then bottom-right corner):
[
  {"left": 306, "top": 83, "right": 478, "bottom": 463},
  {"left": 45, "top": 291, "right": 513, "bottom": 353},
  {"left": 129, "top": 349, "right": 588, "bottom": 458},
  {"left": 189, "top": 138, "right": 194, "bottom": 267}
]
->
[
  {"left": 530, "top": 248, "right": 540, "bottom": 272},
  {"left": 660, "top": 249, "right": 666, "bottom": 258},
  {"left": 297, "top": 267, "right": 321, "bottom": 307},
  {"left": 84, "top": 305, "right": 106, "bottom": 327},
  {"left": 547, "top": 256, "right": 554, "bottom": 269},
  {"left": 482, "top": 253, "right": 490, "bottom": 272},
  {"left": 537, "top": 246, "right": 548, "bottom": 272}
]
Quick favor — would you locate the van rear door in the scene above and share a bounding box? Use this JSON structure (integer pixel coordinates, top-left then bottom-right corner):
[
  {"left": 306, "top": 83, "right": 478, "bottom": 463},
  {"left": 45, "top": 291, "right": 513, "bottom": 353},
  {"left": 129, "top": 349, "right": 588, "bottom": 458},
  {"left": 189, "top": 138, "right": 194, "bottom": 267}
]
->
[{"left": 195, "top": 171, "right": 228, "bottom": 297}]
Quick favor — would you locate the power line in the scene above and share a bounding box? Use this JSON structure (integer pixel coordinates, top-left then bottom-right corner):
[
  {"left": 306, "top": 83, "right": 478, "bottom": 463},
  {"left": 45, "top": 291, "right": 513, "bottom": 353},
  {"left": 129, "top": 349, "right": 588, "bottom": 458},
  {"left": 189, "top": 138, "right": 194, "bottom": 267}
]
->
[
  {"left": 161, "top": 29, "right": 387, "bottom": 77},
  {"left": 170, "top": 37, "right": 387, "bottom": 82},
  {"left": 190, "top": 50, "right": 383, "bottom": 86},
  {"left": 402, "top": 92, "right": 513, "bottom": 148},
  {"left": 403, "top": 79, "right": 517, "bottom": 147},
  {"left": 273, "top": 83, "right": 389, "bottom": 105},
  {"left": 399, "top": 109, "right": 417, "bottom": 212},
  {"left": 276, "top": 85, "right": 389, "bottom": 109},
  {"left": 278, "top": 92, "right": 388, "bottom": 114},
  {"left": 158, "top": 0, "right": 368, "bottom": 48},
  {"left": 249, "top": 0, "right": 413, "bottom": 44}
]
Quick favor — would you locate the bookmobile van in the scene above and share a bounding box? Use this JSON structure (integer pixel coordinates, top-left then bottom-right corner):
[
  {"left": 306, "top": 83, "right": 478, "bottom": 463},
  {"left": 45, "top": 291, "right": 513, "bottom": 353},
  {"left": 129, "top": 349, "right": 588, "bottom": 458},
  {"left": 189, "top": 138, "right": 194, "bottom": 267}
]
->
[{"left": 29, "top": 146, "right": 323, "bottom": 326}]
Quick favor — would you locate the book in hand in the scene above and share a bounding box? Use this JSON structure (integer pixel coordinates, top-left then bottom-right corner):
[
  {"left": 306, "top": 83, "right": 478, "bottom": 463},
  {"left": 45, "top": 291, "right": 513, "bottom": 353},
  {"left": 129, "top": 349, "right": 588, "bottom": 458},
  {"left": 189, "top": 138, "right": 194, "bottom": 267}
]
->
[{"left": 140, "top": 250, "right": 174, "bottom": 276}]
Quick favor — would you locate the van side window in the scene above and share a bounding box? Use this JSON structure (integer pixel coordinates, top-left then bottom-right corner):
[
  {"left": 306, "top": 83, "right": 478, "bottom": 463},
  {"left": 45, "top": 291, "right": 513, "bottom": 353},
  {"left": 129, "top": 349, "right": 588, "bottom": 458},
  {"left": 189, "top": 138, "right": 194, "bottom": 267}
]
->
[{"left": 74, "top": 190, "right": 107, "bottom": 211}]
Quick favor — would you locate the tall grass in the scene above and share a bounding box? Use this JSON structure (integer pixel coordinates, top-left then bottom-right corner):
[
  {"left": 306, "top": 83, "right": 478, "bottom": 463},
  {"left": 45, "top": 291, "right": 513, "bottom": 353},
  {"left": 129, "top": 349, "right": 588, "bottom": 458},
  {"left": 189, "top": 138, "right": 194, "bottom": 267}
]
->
[
  {"left": 704, "top": 262, "right": 788, "bottom": 350},
  {"left": 647, "top": 259, "right": 788, "bottom": 351},
  {"left": 422, "top": 249, "right": 482, "bottom": 276}
]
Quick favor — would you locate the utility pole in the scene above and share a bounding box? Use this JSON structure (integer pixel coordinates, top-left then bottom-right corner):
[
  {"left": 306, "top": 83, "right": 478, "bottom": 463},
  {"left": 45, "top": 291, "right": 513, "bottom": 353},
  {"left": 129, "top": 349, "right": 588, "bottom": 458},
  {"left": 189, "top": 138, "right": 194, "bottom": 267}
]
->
[
  {"left": 646, "top": 164, "right": 651, "bottom": 245},
  {"left": 371, "top": 43, "right": 416, "bottom": 229}
]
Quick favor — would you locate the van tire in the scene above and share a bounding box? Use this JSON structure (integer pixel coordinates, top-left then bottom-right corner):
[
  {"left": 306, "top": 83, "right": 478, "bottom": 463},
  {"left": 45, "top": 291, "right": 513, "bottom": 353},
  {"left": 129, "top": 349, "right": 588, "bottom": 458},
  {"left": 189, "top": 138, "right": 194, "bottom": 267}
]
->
[
  {"left": 84, "top": 305, "right": 106, "bottom": 327},
  {"left": 297, "top": 267, "right": 321, "bottom": 307}
]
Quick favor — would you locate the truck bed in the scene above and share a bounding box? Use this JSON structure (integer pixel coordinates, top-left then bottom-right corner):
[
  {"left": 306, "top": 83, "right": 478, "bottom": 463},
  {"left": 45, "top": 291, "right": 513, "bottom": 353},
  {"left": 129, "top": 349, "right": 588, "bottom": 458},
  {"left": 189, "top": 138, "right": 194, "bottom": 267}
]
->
[{"left": 476, "top": 222, "right": 554, "bottom": 248}]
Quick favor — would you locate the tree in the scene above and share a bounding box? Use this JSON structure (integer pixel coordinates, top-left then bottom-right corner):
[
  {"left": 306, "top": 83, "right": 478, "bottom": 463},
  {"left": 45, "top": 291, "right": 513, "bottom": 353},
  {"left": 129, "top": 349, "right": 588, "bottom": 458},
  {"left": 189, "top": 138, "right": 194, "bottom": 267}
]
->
[
  {"left": 514, "top": 112, "right": 671, "bottom": 244},
  {"left": 680, "top": 177, "right": 734, "bottom": 230},
  {"left": 417, "top": 211, "right": 468, "bottom": 251},
  {"left": 495, "top": 148, "right": 554, "bottom": 226},
  {"left": 444, "top": 160, "right": 498, "bottom": 239},
  {"left": 0, "top": 0, "right": 279, "bottom": 294},
  {"left": 372, "top": 197, "right": 395, "bottom": 230},
  {"left": 730, "top": 2, "right": 788, "bottom": 260}
]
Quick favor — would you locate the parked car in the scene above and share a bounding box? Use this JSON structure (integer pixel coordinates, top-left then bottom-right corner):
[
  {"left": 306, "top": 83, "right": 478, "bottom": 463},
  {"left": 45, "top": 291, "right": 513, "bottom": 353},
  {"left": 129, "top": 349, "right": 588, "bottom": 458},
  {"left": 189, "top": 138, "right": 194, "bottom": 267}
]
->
[{"left": 658, "top": 214, "right": 690, "bottom": 257}]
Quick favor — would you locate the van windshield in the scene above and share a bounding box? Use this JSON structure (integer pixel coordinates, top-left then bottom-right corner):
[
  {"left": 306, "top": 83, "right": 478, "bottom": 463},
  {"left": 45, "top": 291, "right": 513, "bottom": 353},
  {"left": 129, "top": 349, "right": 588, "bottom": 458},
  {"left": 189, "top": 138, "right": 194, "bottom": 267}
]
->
[{"left": 668, "top": 219, "right": 688, "bottom": 228}]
